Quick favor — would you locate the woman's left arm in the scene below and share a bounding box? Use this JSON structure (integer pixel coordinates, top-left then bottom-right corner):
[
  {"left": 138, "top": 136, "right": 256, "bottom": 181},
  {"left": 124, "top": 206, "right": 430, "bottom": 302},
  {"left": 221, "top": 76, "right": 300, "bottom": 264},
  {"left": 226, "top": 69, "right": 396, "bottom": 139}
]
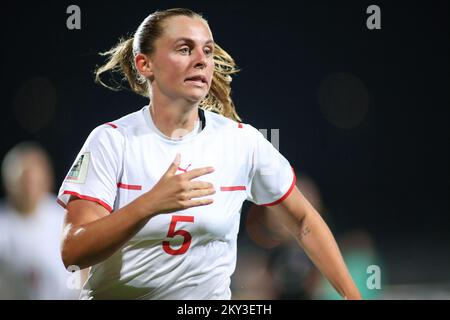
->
[{"left": 268, "top": 186, "right": 362, "bottom": 300}]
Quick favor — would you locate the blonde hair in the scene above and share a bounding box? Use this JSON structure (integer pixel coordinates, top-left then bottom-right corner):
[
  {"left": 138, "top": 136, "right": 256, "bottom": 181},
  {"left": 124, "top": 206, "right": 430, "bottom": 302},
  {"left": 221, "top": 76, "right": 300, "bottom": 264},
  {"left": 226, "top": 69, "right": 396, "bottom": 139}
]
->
[{"left": 95, "top": 8, "right": 242, "bottom": 122}]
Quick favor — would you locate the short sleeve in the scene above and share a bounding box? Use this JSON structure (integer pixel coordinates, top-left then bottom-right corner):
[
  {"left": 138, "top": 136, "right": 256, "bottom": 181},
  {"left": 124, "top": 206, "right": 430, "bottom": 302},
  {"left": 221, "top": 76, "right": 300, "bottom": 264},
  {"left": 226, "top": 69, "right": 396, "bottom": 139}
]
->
[
  {"left": 57, "top": 125, "right": 124, "bottom": 212},
  {"left": 246, "top": 126, "right": 296, "bottom": 206}
]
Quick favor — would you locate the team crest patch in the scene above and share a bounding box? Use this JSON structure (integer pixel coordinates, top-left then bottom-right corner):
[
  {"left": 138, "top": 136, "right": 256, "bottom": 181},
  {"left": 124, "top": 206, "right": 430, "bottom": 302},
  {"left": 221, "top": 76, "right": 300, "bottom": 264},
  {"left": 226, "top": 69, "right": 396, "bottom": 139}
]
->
[{"left": 66, "top": 152, "right": 90, "bottom": 184}]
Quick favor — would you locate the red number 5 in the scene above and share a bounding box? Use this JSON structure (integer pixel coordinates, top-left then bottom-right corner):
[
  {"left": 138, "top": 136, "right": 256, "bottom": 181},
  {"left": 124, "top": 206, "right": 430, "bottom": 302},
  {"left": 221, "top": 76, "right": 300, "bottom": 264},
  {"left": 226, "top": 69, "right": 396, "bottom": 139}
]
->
[{"left": 162, "top": 215, "right": 194, "bottom": 255}]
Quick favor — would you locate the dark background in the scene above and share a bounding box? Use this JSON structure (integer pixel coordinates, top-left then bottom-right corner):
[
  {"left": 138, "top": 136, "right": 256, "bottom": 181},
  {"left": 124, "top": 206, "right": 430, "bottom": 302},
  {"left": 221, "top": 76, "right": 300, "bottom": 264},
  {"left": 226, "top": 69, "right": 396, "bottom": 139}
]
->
[{"left": 1, "top": 0, "right": 449, "bottom": 286}]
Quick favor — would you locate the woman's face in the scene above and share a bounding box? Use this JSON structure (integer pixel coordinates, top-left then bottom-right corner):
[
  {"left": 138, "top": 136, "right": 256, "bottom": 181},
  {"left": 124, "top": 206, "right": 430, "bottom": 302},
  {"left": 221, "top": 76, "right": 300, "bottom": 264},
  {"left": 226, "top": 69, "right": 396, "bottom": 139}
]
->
[{"left": 149, "top": 16, "right": 215, "bottom": 104}]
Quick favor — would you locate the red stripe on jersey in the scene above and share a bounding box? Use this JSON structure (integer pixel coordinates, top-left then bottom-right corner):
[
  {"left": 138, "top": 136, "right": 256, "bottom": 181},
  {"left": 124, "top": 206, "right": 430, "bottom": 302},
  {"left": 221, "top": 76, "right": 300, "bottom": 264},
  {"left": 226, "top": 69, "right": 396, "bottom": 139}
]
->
[
  {"left": 220, "top": 186, "right": 246, "bottom": 191},
  {"left": 62, "top": 191, "right": 113, "bottom": 212},
  {"left": 56, "top": 198, "right": 66, "bottom": 209},
  {"left": 238, "top": 123, "right": 243, "bottom": 128},
  {"left": 117, "top": 183, "right": 142, "bottom": 190},
  {"left": 260, "top": 167, "right": 297, "bottom": 206},
  {"left": 105, "top": 122, "right": 117, "bottom": 128}
]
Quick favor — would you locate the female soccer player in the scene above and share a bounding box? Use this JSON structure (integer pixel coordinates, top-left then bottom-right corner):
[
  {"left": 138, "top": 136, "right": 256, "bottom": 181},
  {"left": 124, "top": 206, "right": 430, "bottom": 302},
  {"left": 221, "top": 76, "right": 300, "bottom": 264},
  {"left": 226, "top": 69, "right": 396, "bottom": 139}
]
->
[{"left": 58, "top": 8, "right": 361, "bottom": 300}]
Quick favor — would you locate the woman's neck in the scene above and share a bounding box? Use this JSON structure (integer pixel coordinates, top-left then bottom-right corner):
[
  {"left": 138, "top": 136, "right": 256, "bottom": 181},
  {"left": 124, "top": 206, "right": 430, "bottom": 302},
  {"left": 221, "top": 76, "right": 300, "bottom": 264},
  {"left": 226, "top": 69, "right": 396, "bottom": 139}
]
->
[{"left": 149, "top": 96, "right": 200, "bottom": 139}]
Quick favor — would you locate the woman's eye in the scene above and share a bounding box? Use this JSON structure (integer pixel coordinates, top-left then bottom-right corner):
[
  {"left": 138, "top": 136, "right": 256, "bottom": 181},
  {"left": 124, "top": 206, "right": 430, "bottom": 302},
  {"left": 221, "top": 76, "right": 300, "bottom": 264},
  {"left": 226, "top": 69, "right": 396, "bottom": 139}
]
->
[
  {"left": 179, "top": 47, "right": 190, "bottom": 54},
  {"left": 204, "top": 47, "right": 213, "bottom": 56}
]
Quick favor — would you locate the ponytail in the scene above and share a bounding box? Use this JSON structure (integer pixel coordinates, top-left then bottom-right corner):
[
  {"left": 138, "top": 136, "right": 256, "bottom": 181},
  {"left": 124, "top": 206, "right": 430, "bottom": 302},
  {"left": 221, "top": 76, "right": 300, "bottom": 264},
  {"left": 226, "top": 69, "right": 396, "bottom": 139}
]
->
[
  {"left": 95, "top": 37, "right": 149, "bottom": 97},
  {"left": 200, "top": 43, "right": 241, "bottom": 122}
]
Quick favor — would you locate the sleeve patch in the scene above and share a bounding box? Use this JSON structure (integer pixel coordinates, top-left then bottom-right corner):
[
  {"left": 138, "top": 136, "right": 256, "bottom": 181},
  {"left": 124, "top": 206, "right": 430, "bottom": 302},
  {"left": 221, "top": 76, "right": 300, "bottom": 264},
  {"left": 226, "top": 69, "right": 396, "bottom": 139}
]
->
[{"left": 66, "top": 152, "right": 90, "bottom": 184}]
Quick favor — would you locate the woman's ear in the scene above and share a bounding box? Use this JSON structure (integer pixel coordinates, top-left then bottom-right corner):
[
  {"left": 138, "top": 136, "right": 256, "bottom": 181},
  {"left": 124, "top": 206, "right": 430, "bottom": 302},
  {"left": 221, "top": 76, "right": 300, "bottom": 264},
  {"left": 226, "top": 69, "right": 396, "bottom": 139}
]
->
[{"left": 135, "top": 53, "right": 153, "bottom": 79}]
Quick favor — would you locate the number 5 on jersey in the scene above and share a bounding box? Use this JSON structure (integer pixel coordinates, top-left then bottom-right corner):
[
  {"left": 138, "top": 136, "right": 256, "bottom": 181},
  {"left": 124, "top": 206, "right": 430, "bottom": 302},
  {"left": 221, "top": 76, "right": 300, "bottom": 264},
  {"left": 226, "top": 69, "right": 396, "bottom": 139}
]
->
[{"left": 162, "top": 215, "right": 194, "bottom": 255}]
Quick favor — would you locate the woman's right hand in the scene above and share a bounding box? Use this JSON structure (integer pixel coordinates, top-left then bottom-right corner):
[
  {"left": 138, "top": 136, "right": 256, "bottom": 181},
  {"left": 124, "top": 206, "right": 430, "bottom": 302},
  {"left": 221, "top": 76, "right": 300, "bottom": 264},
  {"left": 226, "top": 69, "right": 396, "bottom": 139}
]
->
[
  {"left": 61, "top": 154, "right": 215, "bottom": 269},
  {"left": 139, "top": 153, "right": 216, "bottom": 217}
]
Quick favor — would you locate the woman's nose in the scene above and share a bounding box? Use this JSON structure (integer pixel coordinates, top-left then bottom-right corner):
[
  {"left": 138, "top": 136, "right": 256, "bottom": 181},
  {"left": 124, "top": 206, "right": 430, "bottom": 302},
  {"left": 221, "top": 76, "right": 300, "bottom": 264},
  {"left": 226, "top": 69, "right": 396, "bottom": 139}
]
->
[{"left": 193, "top": 49, "right": 208, "bottom": 69}]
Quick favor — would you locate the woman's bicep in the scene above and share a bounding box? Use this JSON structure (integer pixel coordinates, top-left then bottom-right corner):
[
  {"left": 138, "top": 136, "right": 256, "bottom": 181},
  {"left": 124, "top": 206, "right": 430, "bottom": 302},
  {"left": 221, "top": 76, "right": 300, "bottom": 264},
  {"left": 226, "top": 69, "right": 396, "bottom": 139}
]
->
[
  {"left": 61, "top": 197, "right": 110, "bottom": 268},
  {"left": 269, "top": 187, "right": 307, "bottom": 220},
  {"left": 64, "top": 196, "right": 110, "bottom": 227},
  {"left": 266, "top": 186, "right": 313, "bottom": 236}
]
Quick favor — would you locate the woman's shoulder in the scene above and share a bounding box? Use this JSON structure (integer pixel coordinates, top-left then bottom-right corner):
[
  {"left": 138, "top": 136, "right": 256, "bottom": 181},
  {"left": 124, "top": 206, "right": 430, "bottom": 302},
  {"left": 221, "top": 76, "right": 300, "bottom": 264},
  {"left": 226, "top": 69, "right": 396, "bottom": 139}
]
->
[
  {"left": 102, "top": 106, "right": 148, "bottom": 132},
  {"left": 204, "top": 109, "right": 258, "bottom": 135},
  {"left": 82, "top": 107, "right": 149, "bottom": 148},
  {"left": 89, "top": 106, "right": 149, "bottom": 137}
]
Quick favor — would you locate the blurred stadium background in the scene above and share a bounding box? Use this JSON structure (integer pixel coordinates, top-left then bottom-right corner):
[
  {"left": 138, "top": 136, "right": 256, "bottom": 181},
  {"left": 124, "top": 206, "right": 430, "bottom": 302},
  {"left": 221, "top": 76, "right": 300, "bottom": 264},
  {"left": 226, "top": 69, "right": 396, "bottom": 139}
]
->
[{"left": 0, "top": 0, "right": 448, "bottom": 299}]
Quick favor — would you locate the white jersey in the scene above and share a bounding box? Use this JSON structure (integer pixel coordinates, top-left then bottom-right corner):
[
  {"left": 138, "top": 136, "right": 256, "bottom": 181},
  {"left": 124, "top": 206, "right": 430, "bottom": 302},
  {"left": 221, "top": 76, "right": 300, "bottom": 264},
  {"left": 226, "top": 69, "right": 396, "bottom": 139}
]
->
[{"left": 57, "top": 105, "right": 295, "bottom": 300}]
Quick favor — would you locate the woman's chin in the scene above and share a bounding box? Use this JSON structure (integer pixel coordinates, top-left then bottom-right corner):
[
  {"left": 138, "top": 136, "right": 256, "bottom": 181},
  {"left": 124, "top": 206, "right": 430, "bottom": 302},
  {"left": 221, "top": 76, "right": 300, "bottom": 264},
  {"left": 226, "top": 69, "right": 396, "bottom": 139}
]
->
[{"left": 184, "top": 92, "right": 207, "bottom": 104}]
